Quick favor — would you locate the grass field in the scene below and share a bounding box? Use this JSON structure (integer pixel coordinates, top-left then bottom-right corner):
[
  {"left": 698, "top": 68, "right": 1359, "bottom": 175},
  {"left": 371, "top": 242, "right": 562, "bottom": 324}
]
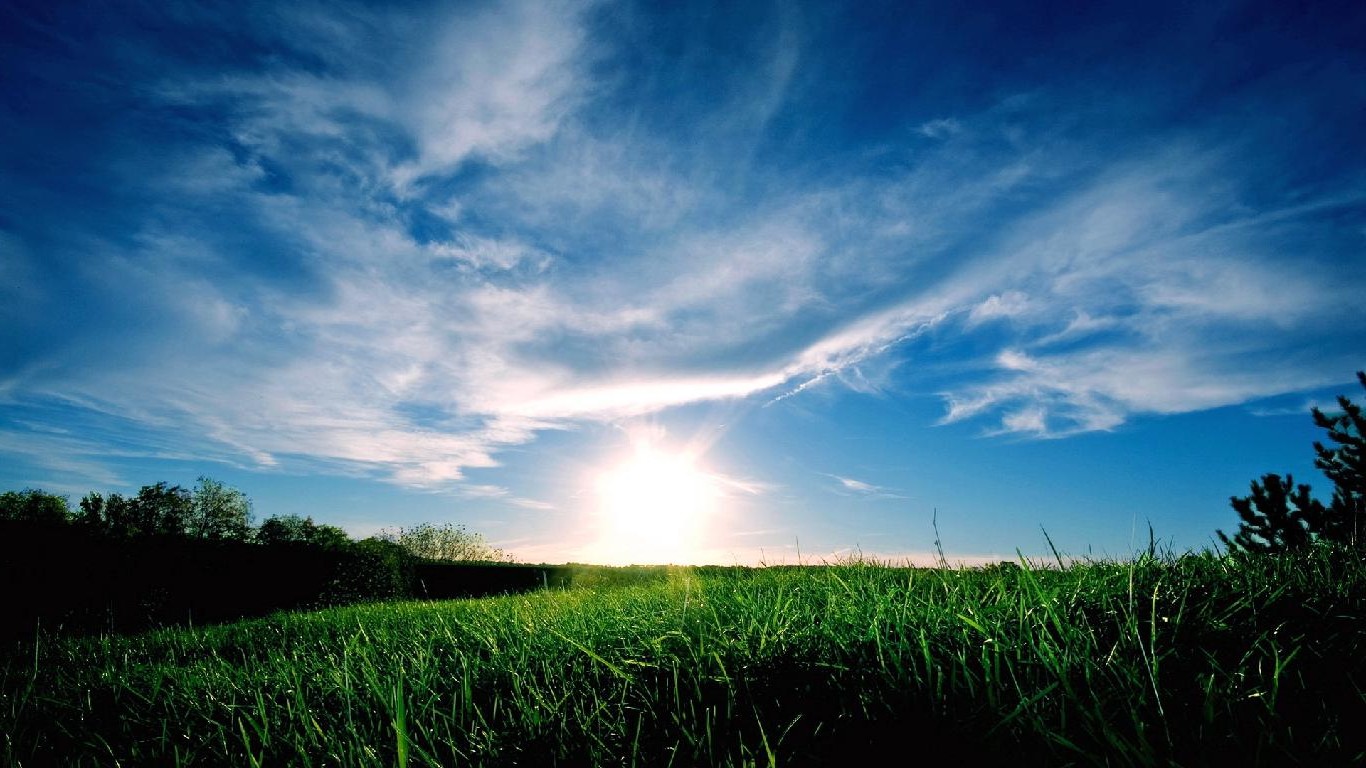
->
[{"left": 3, "top": 549, "right": 1364, "bottom": 766}]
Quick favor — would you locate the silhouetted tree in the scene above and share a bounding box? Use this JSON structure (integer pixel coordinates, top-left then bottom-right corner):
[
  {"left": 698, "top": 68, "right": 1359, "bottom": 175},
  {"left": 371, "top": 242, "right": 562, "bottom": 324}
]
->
[
  {"left": 0, "top": 489, "right": 70, "bottom": 524},
  {"left": 1311, "top": 371, "right": 1366, "bottom": 548},
  {"left": 77, "top": 490, "right": 130, "bottom": 535},
  {"left": 75, "top": 492, "right": 100, "bottom": 527},
  {"left": 83, "top": 483, "right": 193, "bottom": 538},
  {"left": 134, "top": 482, "right": 194, "bottom": 537},
  {"left": 256, "top": 514, "right": 350, "bottom": 548},
  {"left": 1219, "top": 473, "right": 1323, "bottom": 553},
  {"left": 101, "top": 492, "right": 136, "bottom": 536},
  {"left": 187, "top": 476, "right": 253, "bottom": 541},
  {"left": 73, "top": 481, "right": 254, "bottom": 540},
  {"left": 1220, "top": 371, "right": 1366, "bottom": 553},
  {"left": 379, "top": 522, "right": 508, "bottom": 562}
]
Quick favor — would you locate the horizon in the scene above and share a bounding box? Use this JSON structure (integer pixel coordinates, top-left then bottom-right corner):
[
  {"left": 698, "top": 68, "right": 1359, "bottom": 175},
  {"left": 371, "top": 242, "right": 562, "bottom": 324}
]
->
[{"left": 2, "top": 0, "right": 1364, "bottom": 565}]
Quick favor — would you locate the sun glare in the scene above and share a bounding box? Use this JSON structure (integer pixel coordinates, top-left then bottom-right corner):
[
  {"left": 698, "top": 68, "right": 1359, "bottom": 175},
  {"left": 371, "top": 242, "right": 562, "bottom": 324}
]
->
[{"left": 591, "top": 443, "right": 719, "bottom": 565}]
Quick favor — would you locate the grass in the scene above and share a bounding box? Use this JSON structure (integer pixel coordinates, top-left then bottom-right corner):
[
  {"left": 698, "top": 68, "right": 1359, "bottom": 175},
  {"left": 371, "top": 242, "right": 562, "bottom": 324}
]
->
[{"left": 3, "top": 548, "right": 1365, "bottom": 766}]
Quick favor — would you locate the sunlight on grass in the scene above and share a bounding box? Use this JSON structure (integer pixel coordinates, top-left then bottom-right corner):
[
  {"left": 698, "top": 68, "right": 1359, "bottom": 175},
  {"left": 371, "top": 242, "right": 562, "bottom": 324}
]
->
[{"left": 3, "top": 549, "right": 1365, "bottom": 765}]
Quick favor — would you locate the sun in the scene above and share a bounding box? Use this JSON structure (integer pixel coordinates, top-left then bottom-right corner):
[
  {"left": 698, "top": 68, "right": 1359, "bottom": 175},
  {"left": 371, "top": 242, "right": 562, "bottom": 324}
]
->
[{"left": 590, "top": 442, "right": 719, "bottom": 565}]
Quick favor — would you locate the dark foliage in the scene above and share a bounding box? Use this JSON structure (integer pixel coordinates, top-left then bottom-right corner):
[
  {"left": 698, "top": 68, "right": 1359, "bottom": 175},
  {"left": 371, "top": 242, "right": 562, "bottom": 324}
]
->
[
  {"left": 413, "top": 560, "right": 570, "bottom": 598},
  {"left": 186, "top": 476, "right": 253, "bottom": 541},
  {"left": 1311, "top": 370, "right": 1366, "bottom": 548},
  {"left": 1218, "top": 473, "right": 1323, "bottom": 554},
  {"left": 76, "top": 478, "right": 254, "bottom": 542},
  {"left": 1, "top": 529, "right": 565, "bottom": 642},
  {"left": 1, "top": 477, "right": 544, "bottom": 640},
  {"left": 0, "top": 522, "right": 407, "bottom": 641},
  {"left": 322, "top": 537, "right": 413, "bottom": 603},
  {"left": 256, "top": 514, "right": 350, "bottom": 548},
  {"left": 1221, "top": 371, "right": 1366, "bottom": 552},
  {"left": 0, "top": 489, "right": 69, "bottom": 525},
  {"left": 77, "top": 482, "right": 193, "bottom": 539}
]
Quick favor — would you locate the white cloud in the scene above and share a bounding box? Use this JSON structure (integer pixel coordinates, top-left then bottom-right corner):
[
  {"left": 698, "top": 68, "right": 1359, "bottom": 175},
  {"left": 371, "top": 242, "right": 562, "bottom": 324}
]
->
[
  {"left": 826, "top": 474, "right": 908, "bottom": 500},
  {"left": 712, "top": 474, "right": 773, "bottom": 498},
  {"left": 1031, "top": 310, "right": 1117, "bottom": 348},
  {"left": 26, "top": 118, "right": 1356, "bottom": 487},
  {"left": 900, "top": 136, "right": 1366, "bottom": 437},
  {"left": 1000, "top": 407, "right": 1047, "bottom": 435},
  {"left": 1247, "top": 400, "right": 1321, "bottom": 418},
  {"left": 941, "top": 339, "right": 1350, "bottom": 438},
  {"left": 395, "top": 0, "right": 593, "bottom": 183},
  {"left": 836, "top": 476, "right": 876, "bottom": 493},
  {"left": 968, "top": 291, "right": 1031, "bottom": 325},
  {"left": 155, "top": 0, "right": 595, "bottom": 198},
  {"left": 430, "top": 234, "right": 553, "bottom": 273},
  {"left": 508, "top": 372, "right": 789, "bottom": 420},
  {"left": 9, "top": 9, "right": 1365, "bottom": 502},
  {"left": 918, "top": 117, "right": 963, "bottom": 140}
]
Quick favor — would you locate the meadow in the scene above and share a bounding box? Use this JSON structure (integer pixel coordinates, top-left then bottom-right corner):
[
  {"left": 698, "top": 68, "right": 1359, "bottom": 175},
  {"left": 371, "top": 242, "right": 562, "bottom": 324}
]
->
[{"left": 3, "top": 549, "right": 1364, "bottom": 766}]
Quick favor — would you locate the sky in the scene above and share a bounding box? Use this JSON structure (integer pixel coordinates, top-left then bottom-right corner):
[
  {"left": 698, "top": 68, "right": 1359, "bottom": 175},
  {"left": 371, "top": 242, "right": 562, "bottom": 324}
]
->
[{"left": 2, "top": 0, "right": 1364, "bottom": 565}]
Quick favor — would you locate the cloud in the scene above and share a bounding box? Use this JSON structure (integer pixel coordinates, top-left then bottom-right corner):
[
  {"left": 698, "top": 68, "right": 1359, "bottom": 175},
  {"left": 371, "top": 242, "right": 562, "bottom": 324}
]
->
[
  {"left": 911, "top": 138, "right": 1366, "bottom": 436},
  {"left": 712, "top": 474, "right": 773, "bottom": 498},
  {"left": 508, "top": 372, "right": 788, "bottom": 420},
  {"left": 828, "top": 475, "right": 909, "bottom": 500},
  {"left": 430, "top": 234, "right": 554, "bottom": 274},
  {"left": 3, "top": 0, "right": 1363, "bottom": 498},
  {"left": 968, "top": 291, "right": 1031, "bottom": 325},
  {"left": 941, "top": 338, "right": 1349, "bottom": 438},
  {"left": 918, "top": 118, "right": 963, "bottom": 140},
  {"left": 395, "top": 0, "right": 594, "bottom": 183},
  {"left": 836, "top": 476, "right": 876, "bottom": 493},
  {"left": 18, "top": 110, "right": 1361, "bottom": 481},
  {"left": 1247, "top": 401, "right": 1322, "bottom": 418},
  {"left": 152, "top": 1, "right": 595, "bottom": 192},
  {"left": 999, "top": 406, "right": 1048, "bottom": 436},
  {"left": 456, "top": 483, "right": 556, "bottom": 511}
]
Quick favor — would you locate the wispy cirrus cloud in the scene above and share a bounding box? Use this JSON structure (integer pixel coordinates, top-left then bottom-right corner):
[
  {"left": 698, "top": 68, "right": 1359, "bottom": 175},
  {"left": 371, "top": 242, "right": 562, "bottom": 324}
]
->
[
  {"left": 2, "top": 0, "right": 1363, "bottom": 500},
  {"left": 828, "top": 475, "right": 908, "bottom": 500}
]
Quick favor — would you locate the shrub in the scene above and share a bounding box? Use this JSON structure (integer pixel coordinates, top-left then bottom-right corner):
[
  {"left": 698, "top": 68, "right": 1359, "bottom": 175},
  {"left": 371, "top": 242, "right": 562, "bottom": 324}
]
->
[{"left": 378, "top": 522, "right": 508, "bottom": 562}]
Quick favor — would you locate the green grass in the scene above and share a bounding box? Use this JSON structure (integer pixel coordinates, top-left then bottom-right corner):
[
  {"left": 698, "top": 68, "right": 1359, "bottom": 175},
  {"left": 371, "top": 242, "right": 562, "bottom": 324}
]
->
[{"left": 3, "top": 549, "right": 1365, "bottom": 766}]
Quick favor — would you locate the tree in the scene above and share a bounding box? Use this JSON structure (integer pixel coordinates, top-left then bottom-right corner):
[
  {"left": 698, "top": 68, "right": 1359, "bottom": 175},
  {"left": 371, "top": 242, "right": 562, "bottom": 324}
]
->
[
  {"left": 1311, "top": 371, "right": 1366, "bottom": 548},
  {"left": 255, "top": 514, "right": 350, "bottom": 549},
  {"left": 187, "top": 476, "right": 253, "bottom": 541},
  {"left": 1218, "top": 473, "right": 1323, "bottom": 554},
  {"left": 0, "top": 489, "right": 70, "bottom": 524},
  {"left": 131, "top": 482, "right": 194, "bottom": 537},
  {"left": 1220, "top": 371, "right": 1366, "bottom": 553},
  {"left": 75, "top": 480, "right": 250, "bottom": 540},
  {"left": 378, "top": 522, "right": 508, "bottom": 562},
  {"left": 82, "top": 483, "right": 192, "bottom": 538},
  {"left": 99, "top": 492, "right": 136, "bottom": 536},
  {"left": 76, "top": 492, "right": 104, "bottom": 529}
]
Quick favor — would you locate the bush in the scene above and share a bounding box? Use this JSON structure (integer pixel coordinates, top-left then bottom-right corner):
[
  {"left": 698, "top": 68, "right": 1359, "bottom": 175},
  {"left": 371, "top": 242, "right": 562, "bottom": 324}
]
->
[
  {"left": 378, "top": 522, "right": 508, "bottom": 562},
  {"left": 321, "top": 538, "right": 414, "bottom": 604}
]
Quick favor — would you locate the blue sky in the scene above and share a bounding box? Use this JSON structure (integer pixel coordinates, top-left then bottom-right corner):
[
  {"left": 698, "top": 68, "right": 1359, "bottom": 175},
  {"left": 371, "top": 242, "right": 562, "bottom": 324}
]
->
[{"left": 2, "top": 0, "right": 1364, "bottom": 564}]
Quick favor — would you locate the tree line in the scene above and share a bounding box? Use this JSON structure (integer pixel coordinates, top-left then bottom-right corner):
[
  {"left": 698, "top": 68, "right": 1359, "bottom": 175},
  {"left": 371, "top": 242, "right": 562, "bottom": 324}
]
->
[
  {"left": 0, "top": 476, "right": 508, "bottom": 562},
  {"left": 0, "top": 479, "right": 532, "bottom": 640}
]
